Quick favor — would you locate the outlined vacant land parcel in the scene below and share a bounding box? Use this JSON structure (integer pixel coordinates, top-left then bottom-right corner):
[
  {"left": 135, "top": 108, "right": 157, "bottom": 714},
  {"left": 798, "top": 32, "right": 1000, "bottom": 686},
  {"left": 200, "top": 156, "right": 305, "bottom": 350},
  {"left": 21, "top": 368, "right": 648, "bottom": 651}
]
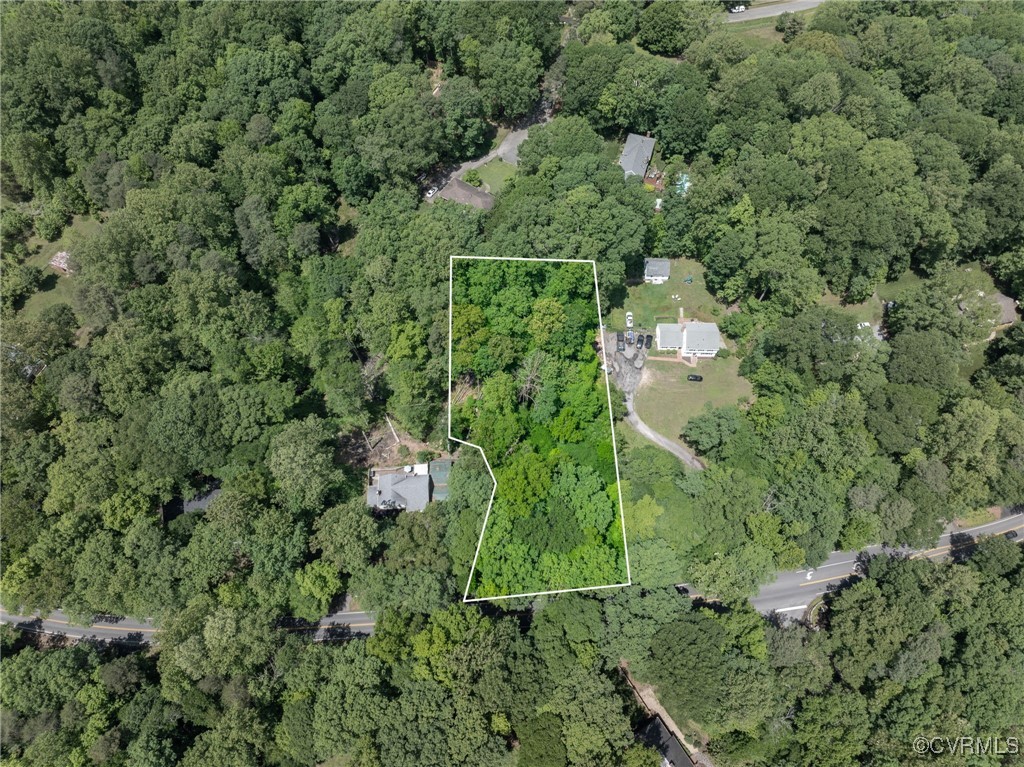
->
[{"left": 448, "top": 256, "right": 631, "bottom": 601}]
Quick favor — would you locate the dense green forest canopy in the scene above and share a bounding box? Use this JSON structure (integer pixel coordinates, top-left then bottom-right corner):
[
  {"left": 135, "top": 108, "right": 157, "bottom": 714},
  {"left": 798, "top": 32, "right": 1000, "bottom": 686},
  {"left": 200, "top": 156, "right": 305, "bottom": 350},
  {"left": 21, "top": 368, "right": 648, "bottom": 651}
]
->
[
  {"left": 1, "top": 0, "right": 1023, "bottom": 765},
  {"left": 451, "top": 259, "right": 626, "bottom": 597}
]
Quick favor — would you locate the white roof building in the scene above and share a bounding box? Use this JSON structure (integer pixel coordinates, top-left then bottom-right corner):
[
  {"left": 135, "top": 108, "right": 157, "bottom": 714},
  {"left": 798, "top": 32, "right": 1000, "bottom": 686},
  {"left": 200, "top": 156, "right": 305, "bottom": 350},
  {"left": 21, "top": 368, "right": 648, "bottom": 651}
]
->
[
  {"left": 655, "top": 321, "right": 721, "bottom": 358},
  {"left": 656, "top": 323, "right": 685, "bottom": 351},
  {"left": 682, "top": 322, "right": 721, "bottom": 358}
]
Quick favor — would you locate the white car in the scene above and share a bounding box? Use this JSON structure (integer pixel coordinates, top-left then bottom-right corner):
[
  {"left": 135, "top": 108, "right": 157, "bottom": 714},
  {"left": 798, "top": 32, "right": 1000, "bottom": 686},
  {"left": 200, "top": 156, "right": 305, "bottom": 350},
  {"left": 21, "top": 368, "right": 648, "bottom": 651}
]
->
[
  {"left": 729, "top": 4, "right": 746, "bottom": 12},
  {"left": 625, "top": 311, "right": 634, "bottom": 328},
  {"left": 426, "top": 186, "right": 439, "bottom": 199}
]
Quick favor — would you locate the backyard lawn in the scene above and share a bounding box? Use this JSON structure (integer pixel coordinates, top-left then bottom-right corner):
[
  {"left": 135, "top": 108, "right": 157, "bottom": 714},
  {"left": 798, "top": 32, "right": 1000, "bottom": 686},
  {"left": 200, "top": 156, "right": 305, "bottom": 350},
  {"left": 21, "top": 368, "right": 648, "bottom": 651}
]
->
[
  {"left": 21, "top": 214, "right": 102, "bottom": 320},
  {"left": 475, "top": 159, "right": 516, "bottom": 194},
  {"left": 724, "top": 7, "right": 816, "bottom": 48},
  {"left": 818, "top": 290, "right": 884, "bottom": 326},
  {"left": 608, "top": 257, "right": 722, "bottom": 332},
  {"left": 634, "top": 356, "right": 753, "bottom": 445}
]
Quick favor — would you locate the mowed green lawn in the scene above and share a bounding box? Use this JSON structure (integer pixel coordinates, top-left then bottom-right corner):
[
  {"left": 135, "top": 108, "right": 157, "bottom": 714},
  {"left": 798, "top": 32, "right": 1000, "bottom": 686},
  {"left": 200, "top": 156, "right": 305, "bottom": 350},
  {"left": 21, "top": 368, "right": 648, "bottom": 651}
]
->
[
  {"left": 475, "top": 159, "right": 516, "bottom": 194},
  {"left": 608, "top": 257, "right": 721, "bottom": 332},
  {"left": 21, "top": 214, "right": 102, "bottom": 320},
  {"left": 635, "top": 356, "right": 753, "bottom": 443}
]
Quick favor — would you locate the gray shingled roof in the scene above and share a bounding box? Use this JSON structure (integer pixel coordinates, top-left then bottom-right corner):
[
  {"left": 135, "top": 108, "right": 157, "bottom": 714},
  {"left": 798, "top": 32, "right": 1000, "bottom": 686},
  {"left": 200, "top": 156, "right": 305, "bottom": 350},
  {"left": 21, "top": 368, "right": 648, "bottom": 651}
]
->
[
  {"left": 644, "top": 258, "right": 670, "bottom": 279},
  {"left": 438, "top": 178, "right": 494, "bottom": 210},
  {"left": 656, "top": 323, "right": 685, "bottom": 349},
  {"left": 368, "top": 472, "right": 432, "bottom": 511},
  {"left": 683, "top": 321, "right": 721, "bottom": 353},
  {"left": 619, "top": 134, "right": 655, "bottom": 178}
]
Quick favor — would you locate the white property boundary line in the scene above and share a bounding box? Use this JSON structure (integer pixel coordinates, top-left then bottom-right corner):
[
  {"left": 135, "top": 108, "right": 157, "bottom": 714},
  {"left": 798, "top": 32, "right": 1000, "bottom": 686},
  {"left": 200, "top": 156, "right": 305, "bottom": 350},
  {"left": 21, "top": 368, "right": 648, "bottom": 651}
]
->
[{"left": 448, "top": 255, "right": 632, "bottom": 603}]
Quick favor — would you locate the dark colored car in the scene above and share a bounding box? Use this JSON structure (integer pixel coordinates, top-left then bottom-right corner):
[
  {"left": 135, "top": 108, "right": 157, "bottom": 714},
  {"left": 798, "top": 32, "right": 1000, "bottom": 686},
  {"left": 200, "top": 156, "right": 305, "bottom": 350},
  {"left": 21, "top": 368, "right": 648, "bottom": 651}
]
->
[
  {"left": 616, "top": 340, "right": 625, "bottom": 352},
  {"left": 644, "top": 334, "right": 653, "bottom": 349},
  {"left": 616, "top": 331, "right": 624, "bottom": 341},
  {"left": 1006, "top": 530, "right": 1019, "bottom": 540},
  {"left": 687, "top": 374, "right": 703, "bottom": 382}
]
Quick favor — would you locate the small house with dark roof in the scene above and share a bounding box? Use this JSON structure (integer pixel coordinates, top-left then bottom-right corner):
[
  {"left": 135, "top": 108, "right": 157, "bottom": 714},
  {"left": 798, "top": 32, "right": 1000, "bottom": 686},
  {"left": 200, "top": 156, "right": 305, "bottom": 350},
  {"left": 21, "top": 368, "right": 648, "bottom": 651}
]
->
[
  {"left": 437, "top": 178, "right": 494, "bottom": 210},
  {"left": 619, "top": 134, "right": 656, "bottom": 179}
]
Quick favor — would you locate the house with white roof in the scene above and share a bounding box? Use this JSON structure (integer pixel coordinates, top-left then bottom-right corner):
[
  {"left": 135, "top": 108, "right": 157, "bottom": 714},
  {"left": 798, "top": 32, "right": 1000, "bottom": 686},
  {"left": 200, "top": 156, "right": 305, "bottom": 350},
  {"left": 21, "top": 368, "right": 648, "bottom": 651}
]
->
[{"left": 656, "top": 320, "right": 722, "bottom": 360}]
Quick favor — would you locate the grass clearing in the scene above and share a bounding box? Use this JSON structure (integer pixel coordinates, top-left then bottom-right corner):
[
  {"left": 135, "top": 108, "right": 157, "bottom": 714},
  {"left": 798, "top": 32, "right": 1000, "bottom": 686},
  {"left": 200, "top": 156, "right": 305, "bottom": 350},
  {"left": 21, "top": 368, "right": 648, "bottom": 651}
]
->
[
  {"left": 608, "top": 257, "right": 722, "bottom": 332},
  {"left": 602, "top": 138, "right": 623, "bottom": 166},
  {"left": 634, "top": 356, "right": 753, "bottom": 444},
  {"left": 21, "top": 214, "right": 102, "bottom": 320},
  {"left": 725, "top": 8, "right": 815, "bottom": 46},
  {"left": 475, "top": 159, "right": 516, "bottom": 194},
  {"left": 875, "top": 268, "right": 926, "bottom": 303},
  {"left": 819, "top": 290, "right": 884, "bottom": 326}
]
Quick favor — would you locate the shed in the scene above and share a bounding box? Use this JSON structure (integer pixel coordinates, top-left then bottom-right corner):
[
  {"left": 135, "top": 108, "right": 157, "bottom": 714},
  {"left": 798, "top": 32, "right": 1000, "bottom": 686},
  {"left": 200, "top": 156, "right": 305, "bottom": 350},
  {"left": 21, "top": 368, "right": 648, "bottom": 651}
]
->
[
  {"left": 644, "top": 258, "right": 671, "bottom": 284},
  {"left": 619, "top": 134, "right": 656, "bottom": 179}
]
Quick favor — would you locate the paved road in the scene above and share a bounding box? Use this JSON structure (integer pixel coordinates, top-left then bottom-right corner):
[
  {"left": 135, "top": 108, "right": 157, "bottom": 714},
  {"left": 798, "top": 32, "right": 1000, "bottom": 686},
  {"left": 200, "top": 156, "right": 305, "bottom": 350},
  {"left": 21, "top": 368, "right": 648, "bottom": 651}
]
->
[
  {"left": 725, "top": 0, "right": 826, "bottom": 23},
  {"left": 751, "top": 513, "right": 1024, "bottom": 616},
  {"left": 1, "top": 608, "right": 376, "bottom": 645},
  {"left": 624, "top": 394, "right": 705, "bottom": 471}
]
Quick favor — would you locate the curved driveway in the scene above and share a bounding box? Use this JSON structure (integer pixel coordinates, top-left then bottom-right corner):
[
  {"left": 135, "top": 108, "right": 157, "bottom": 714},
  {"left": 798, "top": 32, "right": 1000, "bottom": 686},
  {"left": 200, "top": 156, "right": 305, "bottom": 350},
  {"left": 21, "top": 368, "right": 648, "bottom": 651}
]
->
[{"left": 624, "top": 394, "right": 705, "bottom": 471}]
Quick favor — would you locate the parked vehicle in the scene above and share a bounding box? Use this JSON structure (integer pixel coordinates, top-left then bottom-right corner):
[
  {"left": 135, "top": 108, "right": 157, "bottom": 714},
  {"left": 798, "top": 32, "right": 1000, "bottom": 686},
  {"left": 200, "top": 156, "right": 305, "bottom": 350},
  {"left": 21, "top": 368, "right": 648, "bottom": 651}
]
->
[
  {"left": 426, "top": 186, "right": 439, "bottom": 198},
  {"left": 625, "top": 312, "right": 634, "bottom": 328},
  {"left": 626, "top": 330, "right": 635, "bottom": 345},
  {"left": 687, "top": 374, "right": 703, "bottom": 382},
  {"left": 729, "top": 4, "right": 746, "bottom": 13},
  {"left": 616, "top": 330, "right": 624, "bottom": 341},
  {"left": 644, "top": 334, "right": 653, "bottom": 349},
  {"left": 1006, "top": 530, "right": 1019, "bottom": 540},
  {"left": 616, "top": 340, "right": 625, "bottom": 352}
]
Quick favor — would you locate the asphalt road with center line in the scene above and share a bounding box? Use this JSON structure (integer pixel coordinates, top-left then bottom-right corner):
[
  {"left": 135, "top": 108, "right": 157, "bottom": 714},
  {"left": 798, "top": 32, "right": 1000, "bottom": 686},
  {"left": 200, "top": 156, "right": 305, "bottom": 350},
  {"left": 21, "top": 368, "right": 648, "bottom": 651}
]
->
[
  {"left": 750, "top": 513, "right": 1024, "bottom": 616},
  {"left": 0, "top": 608, "right": 376, "bottom": 644},
  {"left": 6, "top": 515, "right": 1020, "bottom": 641}
]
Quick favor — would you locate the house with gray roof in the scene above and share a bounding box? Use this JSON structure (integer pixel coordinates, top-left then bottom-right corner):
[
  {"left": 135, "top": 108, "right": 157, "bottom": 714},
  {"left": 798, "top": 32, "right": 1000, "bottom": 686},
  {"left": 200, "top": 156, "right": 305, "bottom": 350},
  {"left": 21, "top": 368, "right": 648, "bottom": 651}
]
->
[
  {"left": 682, "top": 321, "right": 721, "bottom": 358},
  {"left": 656, "top": 321, "right": 722, "bottom": 359},
  {"left": 656, "top": 323, "right": 685, "bottom": 351},
  {"left": 644, "top": 258, "right": 671, "bottom": 284},
  {"left": 366, "top": 459, "right": 454, "bottom": 512},
  {"left": 619, "top": 133, "right": 656, "bottom": 179},
  {"left": 437, "top": 178, "right": 494, "bottom": 210}
]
